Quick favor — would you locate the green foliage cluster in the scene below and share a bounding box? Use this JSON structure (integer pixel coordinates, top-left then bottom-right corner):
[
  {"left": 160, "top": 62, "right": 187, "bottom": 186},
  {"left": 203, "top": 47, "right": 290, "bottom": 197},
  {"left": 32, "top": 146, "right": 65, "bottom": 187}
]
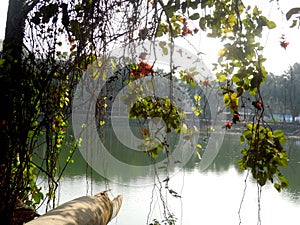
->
[
  {"left": 154, "top": 0, "right": 290, "bottom": 193},
  {"left": 12, "top": 159, "right": 43, "bottom": 208},
  {"left": 116, "top": 66, "right": 197, "bottom": 158},
  {"left": 129, "top": 96, "right": 184, "bottom": 158},
  {"left": 130, "top": 96, "right": 183, "bottom": 132},
  {"left": 239, "top": 123, "right": 288, "bottom": 191}
]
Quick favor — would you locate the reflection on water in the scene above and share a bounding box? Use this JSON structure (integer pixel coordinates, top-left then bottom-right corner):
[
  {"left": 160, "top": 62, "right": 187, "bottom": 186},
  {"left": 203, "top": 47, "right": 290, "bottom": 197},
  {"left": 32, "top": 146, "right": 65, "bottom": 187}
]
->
[{"left": 36, "top": 133, "right": 300, "bottom": 224}]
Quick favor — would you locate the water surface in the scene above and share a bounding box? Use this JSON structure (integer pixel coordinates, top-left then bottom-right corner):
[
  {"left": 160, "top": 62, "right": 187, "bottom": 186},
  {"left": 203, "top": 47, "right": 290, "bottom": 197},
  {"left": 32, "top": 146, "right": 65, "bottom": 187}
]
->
[{"left": 38, "top": 134, "right": 300, "bottom": 225}]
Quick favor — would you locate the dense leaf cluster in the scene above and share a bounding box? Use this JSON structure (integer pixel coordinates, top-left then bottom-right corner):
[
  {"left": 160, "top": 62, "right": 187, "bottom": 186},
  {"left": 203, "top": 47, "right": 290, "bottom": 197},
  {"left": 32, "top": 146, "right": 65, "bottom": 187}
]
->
[{"left": 239, "top": 123, "right": 288, "bottom": 191}]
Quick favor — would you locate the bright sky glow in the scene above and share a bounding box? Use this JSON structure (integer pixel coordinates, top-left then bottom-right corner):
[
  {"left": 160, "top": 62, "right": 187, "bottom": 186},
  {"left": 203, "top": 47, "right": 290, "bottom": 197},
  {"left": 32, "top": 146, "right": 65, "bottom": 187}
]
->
[
  {"left": 0, "top": 1, "right": 8, "bottom": 40},
  {"left": 0, "top": 0, "right": 299, "bottom": 74}
]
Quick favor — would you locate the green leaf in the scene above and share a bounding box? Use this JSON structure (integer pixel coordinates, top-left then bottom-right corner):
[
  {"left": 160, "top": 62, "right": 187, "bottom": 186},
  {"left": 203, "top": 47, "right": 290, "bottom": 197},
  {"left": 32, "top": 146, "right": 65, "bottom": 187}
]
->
[
  {"left": 273, "top": 130, "right": 284, "bottom": 138},
  {"left": 0, "top": 59, "right": 5, "bottom": 67},
  {"left": 84, "top": 0, "right": 93, "bottom": 4},
  {"left": 242, "top": 130, "right": 252, "bottom": 140},
  {"left": 266, "top": 20, "right": 276, "bottom": 29},
  {"left": 32, "top": 192, "right": 43, "bottom": 204},
  {"left": 257, "top": 172, "right": 267, "bottom": 186},
  {"left": 240, "top": 135, "right": 245, "bottom": 144},
  {"left": 199, "top": 17, "right": 206, "bottom": 31},
  {"left": 278, "top": 157, "right": 288, "bottom": 167},
  {"left": 253, "top": 6, "right": 260, "bottom": 15},
  {"left": 194, "top": 95, "right": 201, "bottom": 101},
  {"left": 279, "top": 136, "right": 287, "bottom": 144},
  {"left": 274, "top": 183, "right": 281, "bottom": 192},
  {"left": 241, "top": 148, "right": 247, "bottom": 155},
  {"left": 148, "top": 148, "right": 158, "bottom": 158},
  {"left": 157, "top": 144, "right": 163, "bottom": 151},
  {"left": 232, "top": 75, "right": 240, "bottom": 83},
  {"left": 223, "top": 93, "right": 230, "bottom": 106},
  {"left": 159, "top": 41, "right": 166, "bottom": 47},
  {"left": 190, "top": 1, "right": 199, "bottom": 9},
  {"left": 162, "top": 47, "right": 168, "bottom": 55},
  {"left": 248, "top": 87, "right": 257, "bottom": 95},
  {"left": 279, "top": 174, "right": 289, "bottom": 187},
  {"left": 165, "top": 5, "right": 176, "bottom": 18},
  {"left": 238, "top": 159, "right": 246, "bottom": 170},
  {"left": 189, "top": 13, "right": 200, "bottom": 20},
  {"left": 290, "top": 20, "right": 298, "bottom": 28},
  {"left": 216, "top": 73, "right": 227, "bottom": 82},
  {"left": 193, "top": 108, "right": 202, "bottom": 116}
]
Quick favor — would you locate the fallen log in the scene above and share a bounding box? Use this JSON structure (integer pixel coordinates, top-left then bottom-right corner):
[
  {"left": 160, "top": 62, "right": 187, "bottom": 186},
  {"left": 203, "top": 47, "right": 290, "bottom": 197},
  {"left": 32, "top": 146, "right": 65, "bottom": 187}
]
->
[{"left": 25, "top": 191, "right": 122, "bottom": 225}]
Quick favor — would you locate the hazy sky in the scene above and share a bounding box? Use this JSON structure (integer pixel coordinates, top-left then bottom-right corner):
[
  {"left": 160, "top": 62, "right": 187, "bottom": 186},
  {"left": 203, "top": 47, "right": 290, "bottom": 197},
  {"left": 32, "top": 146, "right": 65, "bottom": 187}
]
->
[{"left": 0, "top": 0, "right": 299, "bottom": 74}]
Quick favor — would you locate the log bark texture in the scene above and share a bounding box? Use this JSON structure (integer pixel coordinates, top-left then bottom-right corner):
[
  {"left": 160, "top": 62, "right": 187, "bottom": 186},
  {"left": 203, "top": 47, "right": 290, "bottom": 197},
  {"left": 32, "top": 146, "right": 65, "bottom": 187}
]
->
[{"left": 25, "top": 192, "right": 122, "bottom": 225}]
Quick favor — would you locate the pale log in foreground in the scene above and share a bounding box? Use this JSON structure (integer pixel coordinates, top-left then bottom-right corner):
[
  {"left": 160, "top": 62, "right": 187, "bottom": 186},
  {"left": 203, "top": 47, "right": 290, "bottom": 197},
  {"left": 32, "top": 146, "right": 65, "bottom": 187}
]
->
[{"left": 25, "top": 192, "right": 122, "bottom": 225}]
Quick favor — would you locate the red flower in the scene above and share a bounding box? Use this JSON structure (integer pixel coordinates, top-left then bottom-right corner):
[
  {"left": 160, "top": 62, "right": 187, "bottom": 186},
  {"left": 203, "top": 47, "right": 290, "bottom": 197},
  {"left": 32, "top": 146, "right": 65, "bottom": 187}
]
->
[
  {"left": 182, "top": 24, "right": 193, "bottom": 36},
  {"left": 225, "top": 121, "right": 232, "bottom": 129},
  {"left": 280, "top": 41, "right": 289, "bottom": 50},
  {"left": 252, "top": 101, "right": 263, "bottom": 110},
  {"left": 222, "top": 121, "right": 232, "bottom": 129},
  {"left": 141, "top": 128, "right": 148, "bottom": 136},
  {"left": 130, "top": 61, "right": 154, "bottom": 78},
  {"left": 280, "top": 34, "right": 289, "bottom": 50},
  {"left": 201, "top": 79, "right": 211, "bottom": 87}
]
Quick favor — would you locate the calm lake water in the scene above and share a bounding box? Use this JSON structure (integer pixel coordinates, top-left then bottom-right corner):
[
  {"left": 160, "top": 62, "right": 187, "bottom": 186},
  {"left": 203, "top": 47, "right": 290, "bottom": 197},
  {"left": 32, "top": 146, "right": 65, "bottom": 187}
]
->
[{"left": 36, "top": 131, "right": 300, "bottom": 225}]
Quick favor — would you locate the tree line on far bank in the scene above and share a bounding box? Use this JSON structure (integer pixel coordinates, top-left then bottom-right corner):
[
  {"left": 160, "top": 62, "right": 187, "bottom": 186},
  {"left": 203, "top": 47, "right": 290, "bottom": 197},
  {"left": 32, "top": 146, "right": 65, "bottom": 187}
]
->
[{"left": 261, "top": 63, "right": 300, "bottom": 122}]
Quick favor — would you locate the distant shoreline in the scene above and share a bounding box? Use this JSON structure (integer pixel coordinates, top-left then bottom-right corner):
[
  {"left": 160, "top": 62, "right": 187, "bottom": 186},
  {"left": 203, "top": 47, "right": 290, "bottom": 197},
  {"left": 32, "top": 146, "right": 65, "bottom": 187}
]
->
[{"left": 222, "top": 122, "right": 300, "bottom": 139}]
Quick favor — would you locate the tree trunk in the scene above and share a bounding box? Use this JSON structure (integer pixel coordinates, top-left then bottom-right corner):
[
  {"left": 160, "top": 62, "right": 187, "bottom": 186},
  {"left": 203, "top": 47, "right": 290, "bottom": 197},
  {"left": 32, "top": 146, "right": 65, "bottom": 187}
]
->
[
  {"left": 0, "top": 1, "right": 39, "bottom": 223},
  {"left": 2, "top": 0, "right": 25, "bottom": 61},
  {"left": 0, "top": 0, "right": 27, "bottom": 223},
  {"left": 25, "top": 192, "right": 123, "bottom": 225}
]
